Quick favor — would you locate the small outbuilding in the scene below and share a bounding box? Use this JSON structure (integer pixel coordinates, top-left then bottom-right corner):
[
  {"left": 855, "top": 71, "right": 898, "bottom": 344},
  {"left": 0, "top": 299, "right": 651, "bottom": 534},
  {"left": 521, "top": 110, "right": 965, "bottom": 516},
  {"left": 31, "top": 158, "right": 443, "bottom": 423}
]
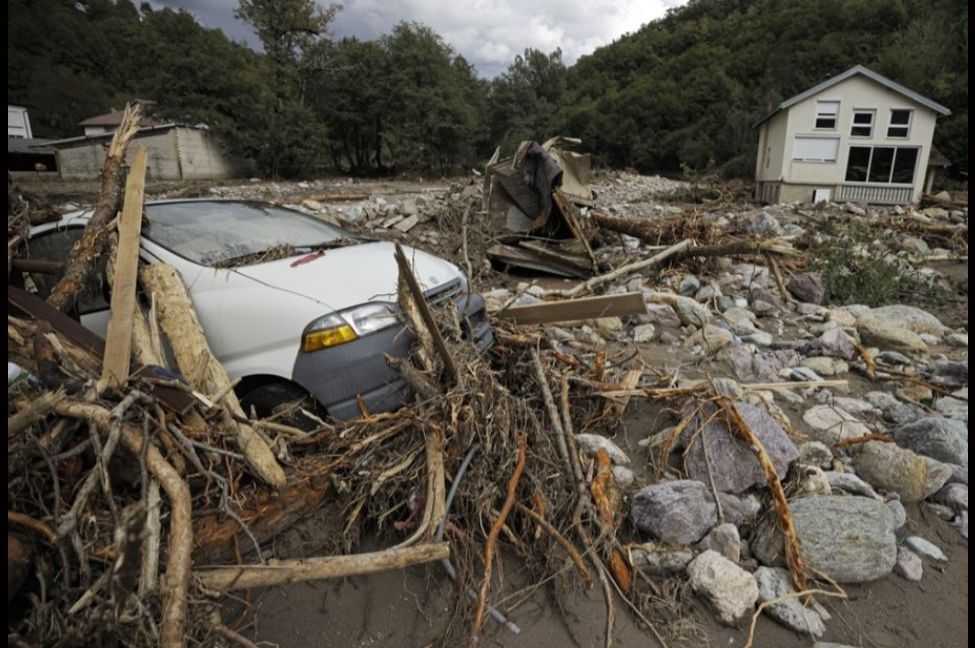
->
[
  {"left": 45, "top": 123, "right": 247, "bottom": 181},
  {"left": 754, "top": 65, "right": 951, "bottom": 205}
]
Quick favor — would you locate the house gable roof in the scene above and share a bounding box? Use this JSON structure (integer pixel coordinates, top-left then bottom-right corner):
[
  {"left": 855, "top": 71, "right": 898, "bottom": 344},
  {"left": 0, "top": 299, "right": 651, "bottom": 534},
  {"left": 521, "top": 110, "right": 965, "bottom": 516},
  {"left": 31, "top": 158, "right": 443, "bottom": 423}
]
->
[{"left": 754, "top": 65, "right": 952, "bottom": 128}]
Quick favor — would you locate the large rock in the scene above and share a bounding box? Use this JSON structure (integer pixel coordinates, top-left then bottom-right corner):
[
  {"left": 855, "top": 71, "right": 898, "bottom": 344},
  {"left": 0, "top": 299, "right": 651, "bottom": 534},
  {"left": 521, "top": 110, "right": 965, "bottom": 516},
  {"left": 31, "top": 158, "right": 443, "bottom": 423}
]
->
[
  {"left": 825, "top": 471, "right": 881, "bottom": 500},
  {"left": 893, "top": 418, "right": 968, "bottom": 469},
  {"left": 787, "top": 272, "right": 825, "bottom": 304},
  {"left": 853, "top": 441, "right": 952, "bottom": 502},
  {"left": 755, "top": 567, "right": 826, "bottom": 636},
  {"left": 905, "top": 536, "right": 947, "bottom": 561},
  {"left": 810, "top": 328, "right": 857, "bottom": 360},
  {"left": 802, "top": 405, "right": 871, "bottom": 444},
  {"left": 857, "top": 316, "right": 928, "bottom": 354},
  {"left": 649, "top": 293, "right": 712, "bottom": 327},
  {"left": 801, "top": 356, "right": 849, "bottom": 376},
  {"left": 698, "top": 523, "right": 741, "bottom": 562},
  {"left": 630, "top": 480, "right": 717, "bottom": 545},
  {"left": 687, "top": 550, "right": 759, "bottom": 625},
  {"left": 867, "top": 305, "right": 947, "bottom": 336},
  {"left": 689, "top": 324, "right": 735, "bottom": 353},
  {"left": 681, "top": 402, "right": 799, "bottom": 494},
  {"left": 926, "top": 359, "right": 968, "bottom": 386},
  {"left": 752, "top": 496, "right": 897, "bottom": 583}
]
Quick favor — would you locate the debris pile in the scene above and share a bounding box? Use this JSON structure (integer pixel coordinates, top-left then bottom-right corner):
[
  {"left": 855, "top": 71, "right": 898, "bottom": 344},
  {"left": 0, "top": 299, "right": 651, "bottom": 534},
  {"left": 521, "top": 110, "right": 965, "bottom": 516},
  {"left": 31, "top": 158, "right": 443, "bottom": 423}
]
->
[{"left": 8, "top": 120, "right": 969, "bottom": 648}]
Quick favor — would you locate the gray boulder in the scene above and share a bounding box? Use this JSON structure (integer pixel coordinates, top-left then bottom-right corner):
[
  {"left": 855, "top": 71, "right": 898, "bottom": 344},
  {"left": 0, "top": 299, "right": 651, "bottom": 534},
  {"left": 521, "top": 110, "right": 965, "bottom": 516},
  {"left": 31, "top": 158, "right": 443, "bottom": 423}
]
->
[
  {"left": 752, "top": 495, "right": 897, "bottom": 583},
  {"left": 934, "top": 483, "right": 968, "bottom": 512},
  {"left": 631, "top": 480, "right": 717, "bottom": 545},
  {"left": 755, "top": 567, "right": 826, "bottom": 636},
  {"left": 698, "top": 523, "right": 741, "bottom": 562},
  {"left": 810, "top": 328, "right": 858, "bottom": 359},
  {"left": 681, "top": 402, "right": 799, "bottom": 494},
  {"left": 825, "top": 471, "right": 881, "bottom": 500},
  {"left": 894, "top": 418, "right": 968, "bottom": 469},
  {"left": 687, "top": 550, "right": 759, "bottom": 625},
  {"left": 787, "top": 272, "right": 825, "bottom": 304},
  {"left": 867, "top": 305, "right": 947, "bottom": 336},
  {"left": 802, "top": 405, "right": 871, "bottom": 444},
  {"left": 857, "top": 316, "right": 928, "bottom": 354},
  {"left": 853, "top": 441, "right": 952, "bottom": 502}
]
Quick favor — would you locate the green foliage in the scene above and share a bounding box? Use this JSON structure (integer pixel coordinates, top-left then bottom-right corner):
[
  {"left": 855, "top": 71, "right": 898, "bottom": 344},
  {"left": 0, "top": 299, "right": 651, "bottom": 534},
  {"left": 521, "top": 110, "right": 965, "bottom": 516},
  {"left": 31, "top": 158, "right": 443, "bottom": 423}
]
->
[
  {"left": 564, "top": 0, "right": 968, "bottom": 179},
  {"left": 7, "top": 0, "right": 968, "bottom": 180},
  {"left": 808, "top": 222, "right": 946, "bottom": 307}
]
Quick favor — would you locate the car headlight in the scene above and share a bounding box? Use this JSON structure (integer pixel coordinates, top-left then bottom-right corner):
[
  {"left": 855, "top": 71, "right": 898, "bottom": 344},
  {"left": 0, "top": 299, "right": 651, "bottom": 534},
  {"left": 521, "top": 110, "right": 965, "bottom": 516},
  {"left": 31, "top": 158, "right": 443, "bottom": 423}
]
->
[{"left": 301, "top": 302, "right": 400, "bottom": 352}]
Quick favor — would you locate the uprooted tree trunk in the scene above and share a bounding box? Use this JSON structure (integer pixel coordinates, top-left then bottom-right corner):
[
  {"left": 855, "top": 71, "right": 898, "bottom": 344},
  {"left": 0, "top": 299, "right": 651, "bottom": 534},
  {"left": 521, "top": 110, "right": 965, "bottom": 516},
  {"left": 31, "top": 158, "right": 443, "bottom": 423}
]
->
[
  {"left": 47, "top": 104, "right": 142, "bottom": 313},
  {"left": 140, "top": 263, "right": 286, "bottom": 489}
]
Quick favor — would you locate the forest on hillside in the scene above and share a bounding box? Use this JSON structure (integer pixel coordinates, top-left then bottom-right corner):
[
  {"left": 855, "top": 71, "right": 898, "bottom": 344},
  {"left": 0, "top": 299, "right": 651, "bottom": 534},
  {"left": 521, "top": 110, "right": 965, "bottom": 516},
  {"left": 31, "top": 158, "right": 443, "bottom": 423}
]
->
[{"left": 8, "top": 0, "right": 969, "bottom": 180}]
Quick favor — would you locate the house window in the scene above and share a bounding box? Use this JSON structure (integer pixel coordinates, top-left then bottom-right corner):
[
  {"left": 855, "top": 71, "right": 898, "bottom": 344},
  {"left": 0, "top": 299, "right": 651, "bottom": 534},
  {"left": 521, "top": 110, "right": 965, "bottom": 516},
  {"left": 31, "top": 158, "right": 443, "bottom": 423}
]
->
[
  {"left": 887, "top": 109, "right": 912, "bottom": 137},
  {"left": 793, "top": 136, "right": 839, "bottom": 162},
  {"left": 851, "top": 110, "right": 875, "bottom": 137},
  {"left": 815, "top": 101, "right": 840, "bottom": 129},
  {"left": 844, "top": 146, "right": 919, "bottom": 184}
]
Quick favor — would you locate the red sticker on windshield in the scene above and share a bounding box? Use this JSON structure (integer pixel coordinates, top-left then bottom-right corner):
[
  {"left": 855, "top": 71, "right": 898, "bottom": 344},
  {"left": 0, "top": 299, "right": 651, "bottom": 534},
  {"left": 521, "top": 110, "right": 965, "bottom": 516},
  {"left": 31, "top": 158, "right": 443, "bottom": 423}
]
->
[{"left": 290, "top": 251, "right": 326, "bottom": 267}]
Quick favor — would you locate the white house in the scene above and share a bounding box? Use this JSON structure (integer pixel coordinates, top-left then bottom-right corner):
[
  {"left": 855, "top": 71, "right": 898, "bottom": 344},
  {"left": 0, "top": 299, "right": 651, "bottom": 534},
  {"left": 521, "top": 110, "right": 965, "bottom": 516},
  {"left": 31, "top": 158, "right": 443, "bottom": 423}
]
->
[{"left": 754, "top": 65, "right": 951, "bottom": 205}]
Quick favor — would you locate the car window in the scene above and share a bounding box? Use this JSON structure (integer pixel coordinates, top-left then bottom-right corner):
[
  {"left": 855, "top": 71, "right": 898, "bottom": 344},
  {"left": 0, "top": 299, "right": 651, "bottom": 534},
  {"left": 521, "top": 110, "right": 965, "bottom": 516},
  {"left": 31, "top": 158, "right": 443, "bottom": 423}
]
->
[
  {"left": 143, "top": 201, "right": 354, "bottom": 267},
  {"left": 26, "top": 227, "right": 109, "bottom": 314}
]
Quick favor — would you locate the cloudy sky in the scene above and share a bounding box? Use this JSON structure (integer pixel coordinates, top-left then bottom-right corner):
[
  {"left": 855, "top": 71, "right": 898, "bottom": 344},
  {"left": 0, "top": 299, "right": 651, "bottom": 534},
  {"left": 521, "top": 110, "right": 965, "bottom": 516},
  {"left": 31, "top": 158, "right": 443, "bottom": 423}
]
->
[{"left": 151, "top": 0, "right": 682, "bottom": 77}]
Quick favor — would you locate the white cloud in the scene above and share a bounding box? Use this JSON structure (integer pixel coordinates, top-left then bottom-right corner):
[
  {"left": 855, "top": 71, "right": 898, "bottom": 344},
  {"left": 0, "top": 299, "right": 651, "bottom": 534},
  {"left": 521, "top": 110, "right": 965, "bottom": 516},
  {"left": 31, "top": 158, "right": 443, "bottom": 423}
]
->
[{"left": 151, "top": 0, "right": 682, "bottom": 77}]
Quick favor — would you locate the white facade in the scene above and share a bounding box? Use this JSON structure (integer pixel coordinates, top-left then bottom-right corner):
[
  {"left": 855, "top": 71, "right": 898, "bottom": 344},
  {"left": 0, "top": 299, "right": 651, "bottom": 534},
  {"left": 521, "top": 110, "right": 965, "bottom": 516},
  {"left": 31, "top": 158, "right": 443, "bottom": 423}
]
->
[
  {"left": 755, "top": 66, "right": 950, "bottom": 205},
  {"left": 8, "top": 105, "right": 32, "bottom": 139}
]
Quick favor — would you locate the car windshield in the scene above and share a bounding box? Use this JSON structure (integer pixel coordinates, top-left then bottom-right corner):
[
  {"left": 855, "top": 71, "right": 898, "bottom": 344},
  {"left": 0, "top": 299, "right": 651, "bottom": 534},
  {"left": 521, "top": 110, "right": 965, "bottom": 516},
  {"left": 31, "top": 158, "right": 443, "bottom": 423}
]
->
[{"left": 143, "top": 201, "right": 354, "bottom": 267}]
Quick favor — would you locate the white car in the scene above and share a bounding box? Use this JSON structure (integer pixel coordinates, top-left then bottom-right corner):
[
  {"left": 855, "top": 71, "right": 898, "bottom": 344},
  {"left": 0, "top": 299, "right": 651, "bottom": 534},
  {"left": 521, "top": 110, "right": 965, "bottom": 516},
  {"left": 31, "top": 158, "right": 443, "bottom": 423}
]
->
[{"left": 23, "top": 200, "right": 492, "bottom": 420}]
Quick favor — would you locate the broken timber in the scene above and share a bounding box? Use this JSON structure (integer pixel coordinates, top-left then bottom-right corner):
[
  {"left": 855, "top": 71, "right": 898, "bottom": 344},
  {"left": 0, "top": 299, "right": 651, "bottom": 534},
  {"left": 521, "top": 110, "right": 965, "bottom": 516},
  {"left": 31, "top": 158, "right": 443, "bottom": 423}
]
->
[
  {"left": 393, "top": 243, "right": 458, "bottom": 384},
  {"left": 496, "top": 292, "right": 646, "bottom": 326},
  {"left": 100, "top": 146, "right": 147, "bottom": 390},
  {"left": 196, "top": 542, "right": 450, "bottom": 592},
  {"left": 140, "top": 263, "right": 286, "bottom": 488}
]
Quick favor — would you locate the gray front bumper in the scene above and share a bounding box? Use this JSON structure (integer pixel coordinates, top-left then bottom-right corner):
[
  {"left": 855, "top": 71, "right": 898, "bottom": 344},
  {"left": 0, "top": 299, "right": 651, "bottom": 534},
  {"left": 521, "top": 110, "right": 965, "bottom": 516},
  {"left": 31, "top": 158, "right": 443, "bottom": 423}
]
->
[{"left": 293, "top": 293, "right": 492, "bottom": 420}]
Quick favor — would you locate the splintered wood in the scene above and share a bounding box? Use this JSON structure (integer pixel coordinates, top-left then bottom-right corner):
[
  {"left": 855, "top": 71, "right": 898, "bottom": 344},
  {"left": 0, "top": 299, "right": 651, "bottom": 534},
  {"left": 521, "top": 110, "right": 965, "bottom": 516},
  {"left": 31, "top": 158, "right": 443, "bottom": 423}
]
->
[{"left": 140, "top": 263, "right": 286, "bottom": 489}]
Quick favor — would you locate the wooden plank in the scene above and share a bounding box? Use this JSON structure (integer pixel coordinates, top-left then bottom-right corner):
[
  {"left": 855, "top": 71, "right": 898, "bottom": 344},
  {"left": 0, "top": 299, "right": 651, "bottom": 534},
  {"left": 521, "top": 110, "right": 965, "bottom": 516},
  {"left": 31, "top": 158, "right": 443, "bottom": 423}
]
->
[
  {"left": 553, "top": 189, "right": 598, "bottom": 273},
  {"left": 101, "top": 146, "right": 147, "bottom": 389},
  {"left": 486, "top": 243, "right": 590, "bottom": 279},
  {"left": 496, "top": 292, "right": 647, "bottom": 325},
  {"left": 393, "top": 243, "right": 458, "bottom": 384}
]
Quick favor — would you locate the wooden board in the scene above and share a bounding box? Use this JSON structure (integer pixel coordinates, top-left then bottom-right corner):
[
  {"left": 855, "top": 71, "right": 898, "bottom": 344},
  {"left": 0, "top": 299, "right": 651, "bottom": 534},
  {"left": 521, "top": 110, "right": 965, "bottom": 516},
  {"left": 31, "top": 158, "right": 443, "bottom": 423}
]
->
[
  {"left": 101, "top": 146, "right": 147, "bottom": 389},
  {"left": 496, "top": 292, "right": 647, "bottom": 325}
]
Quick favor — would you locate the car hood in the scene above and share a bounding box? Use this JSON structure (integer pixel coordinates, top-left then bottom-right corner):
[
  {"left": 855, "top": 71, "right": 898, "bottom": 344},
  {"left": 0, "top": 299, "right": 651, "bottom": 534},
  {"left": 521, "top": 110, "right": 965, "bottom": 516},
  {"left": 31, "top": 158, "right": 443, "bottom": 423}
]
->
[{"left": 231, "top": 241, "right": 464, "bottom": 312}]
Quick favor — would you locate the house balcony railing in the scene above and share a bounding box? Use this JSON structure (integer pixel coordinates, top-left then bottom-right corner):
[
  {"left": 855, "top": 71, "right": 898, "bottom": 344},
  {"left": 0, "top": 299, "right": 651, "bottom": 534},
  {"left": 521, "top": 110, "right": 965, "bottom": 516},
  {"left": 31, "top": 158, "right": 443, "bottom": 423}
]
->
[{"left": 835, "top": 183, "right": 914, "bottom": 204}]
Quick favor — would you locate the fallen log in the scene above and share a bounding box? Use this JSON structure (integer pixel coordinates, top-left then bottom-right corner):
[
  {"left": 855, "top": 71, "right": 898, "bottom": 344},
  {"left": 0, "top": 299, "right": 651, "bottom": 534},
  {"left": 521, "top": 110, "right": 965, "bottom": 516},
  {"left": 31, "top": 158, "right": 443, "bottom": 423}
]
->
[
  {"left": 195, "top": 542, "right": 450, "bottom": 592},
  {"left": 193, "top": 464, "right": 333, "bottom": 562},
  {"left": 47, "top": 104, "right": 141, "bottom": 313},
  {"left": 140, "top": 263, "right": 286, "bottom": 489}
]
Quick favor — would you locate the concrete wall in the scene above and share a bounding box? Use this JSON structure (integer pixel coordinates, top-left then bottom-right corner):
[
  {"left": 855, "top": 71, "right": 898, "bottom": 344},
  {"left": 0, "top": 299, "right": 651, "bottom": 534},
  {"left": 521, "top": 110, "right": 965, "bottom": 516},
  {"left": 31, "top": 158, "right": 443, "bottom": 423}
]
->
[
  {"left": 780, "top": 75, "right": 938, "bottom": 202},
  {"left": 55, "top": 127, "right": 242, "bottom": 181},
  {"left": 174, "top": 128, "right": 239, "bottom": 180}
]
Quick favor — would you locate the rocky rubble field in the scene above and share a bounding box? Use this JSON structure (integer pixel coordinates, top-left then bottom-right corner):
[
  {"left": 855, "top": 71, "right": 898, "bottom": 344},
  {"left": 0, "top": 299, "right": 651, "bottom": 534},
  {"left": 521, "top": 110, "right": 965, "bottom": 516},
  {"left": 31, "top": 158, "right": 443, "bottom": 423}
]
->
[{"left": 39, "top": 171, "right": 969, "bottom": 646}]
